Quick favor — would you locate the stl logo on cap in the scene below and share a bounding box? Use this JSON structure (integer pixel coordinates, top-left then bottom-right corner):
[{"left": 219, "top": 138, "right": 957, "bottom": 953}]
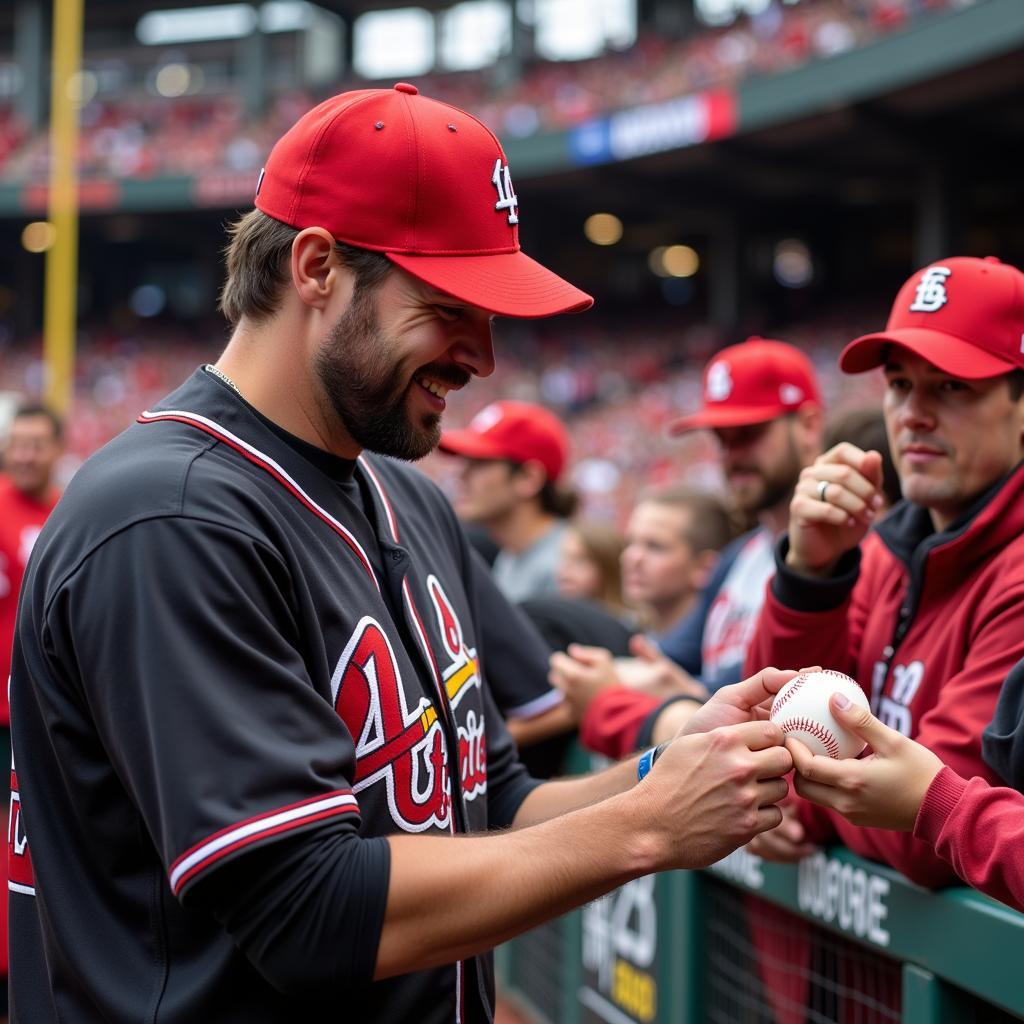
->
[
  {"left": 779, "top": 383, "right": 804, "bottom": 405},
  {"left": 491, "top": 159, "right": 518, "bottom": 225},
  {"left": 470, "top": 403, "right": 504, "bottom": 433},
  {"left": 706, "top": 360, "right": 733, "bottom": 402},
  {"left": 910, "top": 266, "right": 952, "bottom": 313}
]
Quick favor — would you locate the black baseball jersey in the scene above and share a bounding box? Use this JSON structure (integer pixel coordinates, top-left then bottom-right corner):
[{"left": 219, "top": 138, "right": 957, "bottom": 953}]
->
[{"left": 9, "top": 368, "right": 541, "bottom": 1024}]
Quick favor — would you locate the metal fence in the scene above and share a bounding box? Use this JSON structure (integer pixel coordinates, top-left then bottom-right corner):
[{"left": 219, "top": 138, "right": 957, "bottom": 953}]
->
[{"left": 497, "top": 750, "right": 1024, "bottom": 1024}]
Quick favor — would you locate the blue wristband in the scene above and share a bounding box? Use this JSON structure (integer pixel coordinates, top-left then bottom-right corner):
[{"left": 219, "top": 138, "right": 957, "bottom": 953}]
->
[{"left": 637, "top": 743, "right": 667, "bottom": 782}]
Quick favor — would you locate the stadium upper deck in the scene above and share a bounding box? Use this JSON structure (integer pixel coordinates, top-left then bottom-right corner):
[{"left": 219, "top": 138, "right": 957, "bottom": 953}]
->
[{"left": 0, "top": 0, "right": 1004, "bottom": 187}]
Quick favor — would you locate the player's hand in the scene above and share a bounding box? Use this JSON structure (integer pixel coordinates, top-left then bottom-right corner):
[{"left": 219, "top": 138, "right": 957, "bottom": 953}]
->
[
  {"left": 549, "top": 644, "right": 621, "bottom": 721},
  {"left": 637, "top": 720, "right": 793, "bottom": 870},
  {"left": 681, "top": 666, "right": 801, "bottom": 736},
  {"left": 787, "top": 443, "right": 885, "bottom": 577},
  {"left": 613, "top": 635, "right": 707, "bottom": 700},
  {"left": 746, "top": 801, "right": 818, "bottom": 862},
  {"left": 788, "top": 691, "right": 944, "bottom": 831}
]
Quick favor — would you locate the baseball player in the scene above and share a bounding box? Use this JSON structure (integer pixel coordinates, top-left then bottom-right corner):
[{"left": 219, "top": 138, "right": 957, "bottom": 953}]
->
[{"left": 9, "top": 85, "right": 794, "bottom": 1024}]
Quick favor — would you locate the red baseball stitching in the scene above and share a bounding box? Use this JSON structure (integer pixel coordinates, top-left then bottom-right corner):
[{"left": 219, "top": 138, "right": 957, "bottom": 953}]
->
[
  {"left": 772, "top": 670, "right": 858, "bottom": 720},
  {"left": 780, "top": 716, "right": 841, "bottom": 759},
  {"left": 771, "top": 676, "right": 807, "bottom": 717}
]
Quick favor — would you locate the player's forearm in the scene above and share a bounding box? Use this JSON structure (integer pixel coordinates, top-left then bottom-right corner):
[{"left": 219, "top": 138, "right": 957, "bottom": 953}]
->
[
  {"left": 375, "top": 788, "right": 656, "bottom": 979},
  {"left": 509, "top": 754, "right": 641, "bottom": 828},
  {"left": 505, "top": 700, "right": 576, "bottom": 748}
]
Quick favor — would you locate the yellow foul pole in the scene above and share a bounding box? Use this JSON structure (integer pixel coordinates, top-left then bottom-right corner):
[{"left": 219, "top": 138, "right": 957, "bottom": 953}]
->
[{"left": 43, "top": 0, "right": 85, "bottom": 415}]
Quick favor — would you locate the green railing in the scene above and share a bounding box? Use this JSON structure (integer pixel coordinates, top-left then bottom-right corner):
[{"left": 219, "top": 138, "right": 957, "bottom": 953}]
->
[{"left": 498, "top": 749, "right": 1024, "bottom": 1024}]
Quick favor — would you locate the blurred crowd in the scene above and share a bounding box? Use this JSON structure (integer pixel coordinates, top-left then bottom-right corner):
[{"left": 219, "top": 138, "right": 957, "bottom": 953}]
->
[
  {"left": 0, "top": 0, "right": 971, "bottom": 183},
  {"left": 0, "top": 312, "right": 883, "bottom": 523}
]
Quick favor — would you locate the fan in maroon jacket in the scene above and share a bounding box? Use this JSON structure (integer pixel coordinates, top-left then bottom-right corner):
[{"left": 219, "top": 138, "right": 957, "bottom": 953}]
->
[
  {"left": 745, "top": 256, "right": 1024, "bottom": 890},
  {"left": 786, "top": 659, "right": 1024, "bottom": 915}
]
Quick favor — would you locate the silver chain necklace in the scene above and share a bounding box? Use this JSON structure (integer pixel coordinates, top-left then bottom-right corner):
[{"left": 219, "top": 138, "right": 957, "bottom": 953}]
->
[{"left": 204, "top": 363, "right": 241, "bottom": 395}]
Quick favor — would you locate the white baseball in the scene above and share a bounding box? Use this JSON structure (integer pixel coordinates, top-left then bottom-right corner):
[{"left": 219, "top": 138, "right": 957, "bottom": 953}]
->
[{"left": 770, "top": 670, "right": 870, "bottom": 759}]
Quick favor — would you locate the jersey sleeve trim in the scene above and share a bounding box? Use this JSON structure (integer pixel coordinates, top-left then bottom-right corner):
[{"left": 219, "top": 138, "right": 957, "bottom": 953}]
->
[{"left": 168, "top": 789, "right": 360, "bottom": 896}]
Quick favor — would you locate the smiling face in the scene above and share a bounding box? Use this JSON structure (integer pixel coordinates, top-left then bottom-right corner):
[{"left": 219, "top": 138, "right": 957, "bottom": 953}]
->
[
  {"left": 883, "top": 348, "right": 1024, "bottom": 530},
  {"left": 314, "top": 267, "right": 495, "bottom": 461}
]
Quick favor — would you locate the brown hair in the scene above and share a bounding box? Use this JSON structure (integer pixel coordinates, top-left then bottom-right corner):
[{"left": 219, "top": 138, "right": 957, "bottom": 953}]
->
[
  {"left": 637, "top": 485, "right": 734, "bottom": 553},
  {"left": 537, "top": 478, "right": 579, "bottom": 519},
  {"left": 218, "top": 209, "right": 391, "bottom": 325},
  {"left": 13, "top": 402, "right": 64, "bottom": 442},
  {"left": 566, "top": 520, "right": 627, "bottom": 613}
]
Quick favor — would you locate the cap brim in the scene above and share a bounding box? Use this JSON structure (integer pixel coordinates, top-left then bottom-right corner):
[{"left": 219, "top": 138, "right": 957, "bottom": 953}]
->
[
  {"left": 668, "top": 404, "right": 786, "bottom": 436},
  {"left": 387, "top": 249, "right": 593, "bottom": 319},
  {"left": 840, "top": 328, "right": 1016, "bottom": 378},
  {"left": 437, "top": 429, "right": 508, "bottom": 461}
]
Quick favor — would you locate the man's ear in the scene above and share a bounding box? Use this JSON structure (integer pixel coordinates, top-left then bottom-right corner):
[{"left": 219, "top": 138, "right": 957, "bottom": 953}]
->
[{"left": 291, "top": 227, "right": 353, "bottom": 310}]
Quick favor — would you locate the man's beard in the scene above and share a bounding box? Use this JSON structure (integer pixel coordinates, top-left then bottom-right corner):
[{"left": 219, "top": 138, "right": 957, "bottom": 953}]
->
[
  {"left": 315, "top": 285, "right": 469, "bottom": 461},
  {"left": 728, "top": 429, "right": 802, "bottom": 514}
]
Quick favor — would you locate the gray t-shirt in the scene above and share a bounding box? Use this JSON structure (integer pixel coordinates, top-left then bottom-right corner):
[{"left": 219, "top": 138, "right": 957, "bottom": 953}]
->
[{"left": 492, "top": 521, "right": 567, "bottom": 604}]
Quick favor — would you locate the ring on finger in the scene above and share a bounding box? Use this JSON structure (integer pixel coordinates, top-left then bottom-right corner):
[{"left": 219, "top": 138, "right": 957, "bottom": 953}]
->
[{"left": 816, "top": 480, "right": 830, "bottom": 503}]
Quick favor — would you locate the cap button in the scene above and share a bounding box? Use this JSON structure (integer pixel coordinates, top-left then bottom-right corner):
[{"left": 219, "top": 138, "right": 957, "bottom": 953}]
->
[
  {"left": 983, "top": 256, "right": 1002, "bottom": 264},
  {"left": 394, "top": 83, "right": 418, "bottom": 95}
]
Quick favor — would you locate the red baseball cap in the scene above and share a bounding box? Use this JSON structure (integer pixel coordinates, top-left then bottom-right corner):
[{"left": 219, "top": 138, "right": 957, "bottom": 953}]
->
[
  {"left": 254, "top": 83, "right": 592, "bottom": 319},
  {"left": 669, "top": 337, "right": 821, "bottom": 435},
  {"left": 438, "top": 401, "right": 569, "bottom": 482},
  {"left": 840, "top": 257, "right": 1024, "bottom": 378}
]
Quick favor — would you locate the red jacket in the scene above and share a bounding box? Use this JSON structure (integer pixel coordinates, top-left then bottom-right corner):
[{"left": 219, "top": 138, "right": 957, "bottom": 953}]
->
[
  {"left": 746, "top": 462, "right": 1024, "bottom": 888},
  {"left": 915, "top": 766, "right": 1024, "bottom": 911},
  {"left": 0, "top": 476, "right": 59, "bottom": 725}
]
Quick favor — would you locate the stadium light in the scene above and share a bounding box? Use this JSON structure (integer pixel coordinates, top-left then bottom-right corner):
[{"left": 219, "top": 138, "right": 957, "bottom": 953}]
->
[
  {"left": 154, "top": 63, "right": 192, "bottom": 97},
  {"left": 130, "top": 285, "right": 167, "bottom": 318},
  {"left": 439, "top": 2, "right": 511, "bottom": 72},
  {"left": 649, "top": 244, "right": 699, "bottom": 278},
  {"left": 695, "top": 0, "right": 774, "bottom": 29},
  {"left": 774, "top": 239, "right": 813, "bottom": 288},
  {"left": 260, "top": 1, "right": 315, "bottom": 33},
  {"left": 136, "top": 5, "right": 258, "bottom": 46},
  {"left": 584, "top": 213, "right": 623, "bottom": 246},
  {"left": 65, "top": 69, "right": 97, "bottom": 105},
  {"left": 22, "top": 222, "right": 57, "bottom": 254},
  {"left": 534, "top": 0, "right": 636, "bottom": 61},
  {"left": 353, "top": 8, "right": 434, "bottom": 79}
]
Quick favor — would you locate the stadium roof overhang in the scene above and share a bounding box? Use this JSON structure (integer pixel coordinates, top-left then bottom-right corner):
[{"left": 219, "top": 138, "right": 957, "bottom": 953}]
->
[
  {"left": 80, "top": 0, "right": 456, "bottom": 26},
  {"left": 0, "top": 0, "right": 459, "bottom": 36}
]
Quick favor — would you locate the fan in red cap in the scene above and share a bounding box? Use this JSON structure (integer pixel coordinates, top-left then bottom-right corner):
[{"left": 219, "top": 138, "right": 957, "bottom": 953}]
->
[
  {"left": 669, "top": 337, "right": 822, "bottom": 435},
  {"left": 839, "top": 256, "right": 1024, "bottom": 377},
  {"left": 439, "top": 401, "right": 579, "bottom": 603},
  {"left": 549, "top": 336, "right": 828, "bottom": 771},
  {"left": 743, "top": 255, "right": 1024, "bottom": 910}
]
